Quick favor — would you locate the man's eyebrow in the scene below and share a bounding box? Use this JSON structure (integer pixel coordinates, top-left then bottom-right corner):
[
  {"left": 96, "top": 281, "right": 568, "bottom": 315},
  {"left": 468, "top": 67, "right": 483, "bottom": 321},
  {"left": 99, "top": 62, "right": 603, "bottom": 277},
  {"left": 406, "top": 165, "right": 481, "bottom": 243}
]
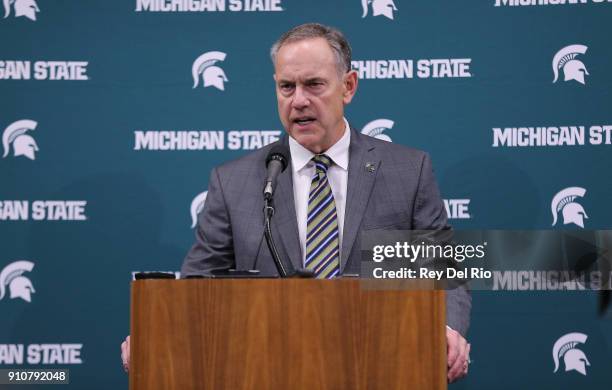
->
[
  {"left": 305, "top": 77, "right": 326, "bottom": 83},
  {"left": 276, "top": 76, "right": 326, "bottom": 84}
]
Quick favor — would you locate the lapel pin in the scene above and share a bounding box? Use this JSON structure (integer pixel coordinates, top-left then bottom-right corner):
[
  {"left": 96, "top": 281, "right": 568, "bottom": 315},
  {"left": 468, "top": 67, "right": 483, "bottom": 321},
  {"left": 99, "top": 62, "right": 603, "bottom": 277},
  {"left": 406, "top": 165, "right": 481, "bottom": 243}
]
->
[{"left": 365, "top": 162, "right": 376, "bottom": 173}]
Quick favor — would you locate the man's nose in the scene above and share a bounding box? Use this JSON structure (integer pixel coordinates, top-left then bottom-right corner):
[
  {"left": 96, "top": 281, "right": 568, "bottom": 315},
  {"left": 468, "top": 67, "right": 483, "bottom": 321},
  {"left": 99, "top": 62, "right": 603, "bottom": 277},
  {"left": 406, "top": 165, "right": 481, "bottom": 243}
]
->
[{"left": 291, "top": 86, "right": 310, "bottom": 109}]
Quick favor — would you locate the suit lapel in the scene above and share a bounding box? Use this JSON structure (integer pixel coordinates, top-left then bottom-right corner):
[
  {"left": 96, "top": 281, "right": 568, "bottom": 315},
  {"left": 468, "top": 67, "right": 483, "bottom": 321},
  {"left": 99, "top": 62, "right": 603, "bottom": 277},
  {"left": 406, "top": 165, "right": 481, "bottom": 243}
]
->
[{"left": 341, "top": 129, "right": 379, "bottom": 271}]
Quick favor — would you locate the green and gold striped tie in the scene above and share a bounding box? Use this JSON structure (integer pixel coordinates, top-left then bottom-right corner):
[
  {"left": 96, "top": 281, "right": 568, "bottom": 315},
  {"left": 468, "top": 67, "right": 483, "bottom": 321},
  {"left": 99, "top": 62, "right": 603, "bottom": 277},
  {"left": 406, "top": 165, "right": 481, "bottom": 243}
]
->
[{"left": 305, "top": 154, "right": 340, "bottom": 278}]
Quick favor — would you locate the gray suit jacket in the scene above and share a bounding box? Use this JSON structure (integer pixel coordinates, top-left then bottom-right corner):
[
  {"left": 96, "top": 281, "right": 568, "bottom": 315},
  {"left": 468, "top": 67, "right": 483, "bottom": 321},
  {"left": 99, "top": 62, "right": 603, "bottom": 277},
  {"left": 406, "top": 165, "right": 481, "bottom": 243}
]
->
[{"left": 182, "top": 127, "right": 471, "bottom": 336}]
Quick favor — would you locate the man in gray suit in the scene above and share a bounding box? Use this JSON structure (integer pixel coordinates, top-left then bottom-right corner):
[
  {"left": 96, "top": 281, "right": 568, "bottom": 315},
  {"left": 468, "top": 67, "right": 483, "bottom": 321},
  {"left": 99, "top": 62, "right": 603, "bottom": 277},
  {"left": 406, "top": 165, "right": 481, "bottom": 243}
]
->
[{"left": 123, "top": 23, "right": 471, "bottom": 382}]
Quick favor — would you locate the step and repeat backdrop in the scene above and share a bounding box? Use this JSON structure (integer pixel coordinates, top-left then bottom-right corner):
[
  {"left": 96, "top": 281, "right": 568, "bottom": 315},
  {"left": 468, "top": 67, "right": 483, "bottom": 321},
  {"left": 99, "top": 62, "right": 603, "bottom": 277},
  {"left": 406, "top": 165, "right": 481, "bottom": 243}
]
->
[{"left": 2, "top": 0, "right": 612, "bottom": 388}]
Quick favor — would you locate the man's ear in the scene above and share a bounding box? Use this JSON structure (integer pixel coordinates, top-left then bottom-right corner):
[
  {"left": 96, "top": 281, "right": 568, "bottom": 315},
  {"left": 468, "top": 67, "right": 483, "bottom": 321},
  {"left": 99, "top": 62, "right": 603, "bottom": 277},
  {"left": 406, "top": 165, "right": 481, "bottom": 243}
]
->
[{"left": 343, "top": 70, "right": 358, "bottom": 105}]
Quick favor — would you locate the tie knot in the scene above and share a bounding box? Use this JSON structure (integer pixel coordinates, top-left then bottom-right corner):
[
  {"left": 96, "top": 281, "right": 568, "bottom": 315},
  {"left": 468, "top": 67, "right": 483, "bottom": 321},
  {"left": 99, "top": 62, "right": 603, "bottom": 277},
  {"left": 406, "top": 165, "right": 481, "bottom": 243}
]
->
[{"left": 312, "top": 154, "right": 332, "bottom": 173}]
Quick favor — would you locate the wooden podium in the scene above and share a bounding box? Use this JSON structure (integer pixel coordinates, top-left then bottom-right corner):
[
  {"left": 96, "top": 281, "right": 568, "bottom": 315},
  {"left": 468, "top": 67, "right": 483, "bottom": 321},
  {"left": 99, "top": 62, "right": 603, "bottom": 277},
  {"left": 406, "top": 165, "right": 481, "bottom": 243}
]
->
[{"left": 130, "top": 279, "right": 446, "bottom": 390}]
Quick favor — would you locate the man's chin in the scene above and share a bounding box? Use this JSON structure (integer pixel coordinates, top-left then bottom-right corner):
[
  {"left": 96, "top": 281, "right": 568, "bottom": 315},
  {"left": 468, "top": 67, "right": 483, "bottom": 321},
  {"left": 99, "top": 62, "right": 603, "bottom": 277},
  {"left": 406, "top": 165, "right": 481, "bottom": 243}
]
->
[{"left": 291, "top": 132, "right": 325, "bottom": 153}]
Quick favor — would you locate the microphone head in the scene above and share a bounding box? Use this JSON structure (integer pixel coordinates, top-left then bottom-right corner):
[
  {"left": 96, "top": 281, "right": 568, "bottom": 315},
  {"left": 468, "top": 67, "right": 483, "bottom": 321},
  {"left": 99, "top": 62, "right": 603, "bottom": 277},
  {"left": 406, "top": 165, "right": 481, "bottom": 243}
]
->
[{"left": 266, "top": 145, "right": 289, "bottom": 172}]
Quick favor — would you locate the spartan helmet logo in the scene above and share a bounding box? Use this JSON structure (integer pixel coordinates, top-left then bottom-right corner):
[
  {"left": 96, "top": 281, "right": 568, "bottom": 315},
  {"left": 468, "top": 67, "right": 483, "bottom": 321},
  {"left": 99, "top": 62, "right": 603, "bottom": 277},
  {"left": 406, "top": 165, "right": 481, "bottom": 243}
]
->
[
  {"left": 190, "top": 191, "right": 208, "bottom": 228},
  {"left": 3, "top": 0, "right": 39, "bottom": 21},
  {"left": 552, "top": 44, "right": 589, "bottom": 85},
  {"left": 361, "top": 0, "right": 398, "bottom": 20},
  {"left": 2, "top": 119, "right": 39, "bottom": 160},
  {"left": 0, "top": 260, "right": 35, "bottom": 303},
  {"left": 361, "top": 119, "right": 394, "bottom": 142},
  {"left": 553, "top": 332, "right": 590, "bottom": 376},
  {"left": 192, "top": 51, "right": 228, "bottom": 91},
  {"left": 551, "top": 187, "right": 588, "bottom": 228}
]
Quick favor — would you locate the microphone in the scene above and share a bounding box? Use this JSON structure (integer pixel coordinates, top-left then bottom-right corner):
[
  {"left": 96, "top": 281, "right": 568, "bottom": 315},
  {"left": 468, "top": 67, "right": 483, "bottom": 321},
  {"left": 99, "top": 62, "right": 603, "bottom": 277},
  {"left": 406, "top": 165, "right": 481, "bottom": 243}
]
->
[
  {"left": 263, "top": 145, "right": 289, "bottom": 200},
  {"left": 260, "top": 144, "right": 313, "bottom": 278}
]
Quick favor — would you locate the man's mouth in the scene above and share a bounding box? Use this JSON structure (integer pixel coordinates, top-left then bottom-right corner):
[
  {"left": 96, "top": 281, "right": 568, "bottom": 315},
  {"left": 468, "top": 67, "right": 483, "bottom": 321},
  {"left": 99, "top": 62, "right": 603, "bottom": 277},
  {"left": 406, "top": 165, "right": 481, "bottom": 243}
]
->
[{"left": 293, "top": 117, "right": 315, "bottom": 126}]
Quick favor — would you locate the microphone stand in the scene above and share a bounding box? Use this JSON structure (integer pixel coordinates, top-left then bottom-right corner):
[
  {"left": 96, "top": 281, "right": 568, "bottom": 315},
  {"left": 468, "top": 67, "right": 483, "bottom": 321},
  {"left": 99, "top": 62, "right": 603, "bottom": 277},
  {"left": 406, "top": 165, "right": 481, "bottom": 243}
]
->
[
  {"left": 263, "top": 194, "right": 314, "bottom": 278},
  {"left": 263, "top": 195, "right": 291, "bottom": 277}
]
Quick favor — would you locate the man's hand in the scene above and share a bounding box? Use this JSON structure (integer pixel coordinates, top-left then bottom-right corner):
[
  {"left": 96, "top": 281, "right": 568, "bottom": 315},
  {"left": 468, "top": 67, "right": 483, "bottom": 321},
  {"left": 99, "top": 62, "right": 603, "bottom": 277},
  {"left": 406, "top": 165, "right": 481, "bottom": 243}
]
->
[
  {"left": 447, "top": 327, "right": 470, "bottom": 383},
  {"left": 121, "top": 335, "right": 130, "bottom": 373}
]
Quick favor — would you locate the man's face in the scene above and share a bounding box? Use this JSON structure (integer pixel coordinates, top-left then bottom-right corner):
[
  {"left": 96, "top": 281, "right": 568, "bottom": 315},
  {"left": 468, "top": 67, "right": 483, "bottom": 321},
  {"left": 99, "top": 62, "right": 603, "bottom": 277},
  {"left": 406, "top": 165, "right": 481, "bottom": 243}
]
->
[{"left": 274, "top": 38, "right": 357, "bottom": 154}]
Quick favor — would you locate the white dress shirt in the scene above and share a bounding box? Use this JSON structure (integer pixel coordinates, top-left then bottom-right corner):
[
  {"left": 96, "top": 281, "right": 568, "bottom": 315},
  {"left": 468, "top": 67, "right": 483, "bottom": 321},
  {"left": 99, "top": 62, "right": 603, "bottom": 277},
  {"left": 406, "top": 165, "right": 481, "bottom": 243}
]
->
[{"left": 288, "top": 118, "right": 350, "bottom": 267}]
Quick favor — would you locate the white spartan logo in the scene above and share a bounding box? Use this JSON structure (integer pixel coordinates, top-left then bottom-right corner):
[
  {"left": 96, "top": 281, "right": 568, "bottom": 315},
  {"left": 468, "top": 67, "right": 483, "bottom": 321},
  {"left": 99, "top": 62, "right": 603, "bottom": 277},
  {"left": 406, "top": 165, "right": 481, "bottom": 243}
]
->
[
  {"left": 0, "top": 261, "right": 35, "bottom": 303},
  {"left": 3, "top": 0, "right": 39, "bottom": 21},
  {"left": 361, "top": 119, "right": 394, "bottom": 142},
  {"left": 192, "top": 51, "right": 228, "bottom": 91},
  {"left": 2, "top": 119, "right": 39, "bottom": 160},
  {"left": 552, "top": 44, "right": 589, "bottom": 85},
  {"left": 551, "top": 187, "right": 588, "bottom": 228},
  {"left": 361, "top": 0, "right": 397, "bottom": 20},
  {"left": 553, "top": 332, "right": 590, "bottom": 376},
  {"left": 190, "top": 191, "right": 208, "bottom": 228}
]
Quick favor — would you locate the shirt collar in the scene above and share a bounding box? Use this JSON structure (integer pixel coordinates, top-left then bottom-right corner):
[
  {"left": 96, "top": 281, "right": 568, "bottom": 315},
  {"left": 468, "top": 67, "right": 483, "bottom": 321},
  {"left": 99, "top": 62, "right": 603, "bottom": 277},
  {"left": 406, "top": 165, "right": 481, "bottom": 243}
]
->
[{"left": 289, "top": 118, "right": 351, "bottom": 173}]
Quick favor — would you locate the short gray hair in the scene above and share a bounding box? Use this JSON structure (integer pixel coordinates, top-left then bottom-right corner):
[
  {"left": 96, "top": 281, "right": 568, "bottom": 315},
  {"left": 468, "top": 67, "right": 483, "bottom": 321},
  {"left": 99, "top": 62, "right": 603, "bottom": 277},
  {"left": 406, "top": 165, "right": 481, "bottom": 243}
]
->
[{"left": 270, "top": 23, "right": 352, "bottom": 76}]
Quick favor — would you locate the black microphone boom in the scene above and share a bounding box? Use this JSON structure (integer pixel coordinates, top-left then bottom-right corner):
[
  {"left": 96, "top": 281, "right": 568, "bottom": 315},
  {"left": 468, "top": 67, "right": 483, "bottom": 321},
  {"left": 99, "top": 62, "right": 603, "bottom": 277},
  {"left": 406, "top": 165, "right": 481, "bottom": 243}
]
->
[
  {"left": 261, "top": 145, "right": 293, "bottom": 277},
  {"left": 262, "top": 145, "right": 292, "bottom": 277},
  {"left": 263, "top": 145, "right": 289, "bottom": 200},
  {"left": 261, "top": 144, "right": 313, "bottom": 278}
]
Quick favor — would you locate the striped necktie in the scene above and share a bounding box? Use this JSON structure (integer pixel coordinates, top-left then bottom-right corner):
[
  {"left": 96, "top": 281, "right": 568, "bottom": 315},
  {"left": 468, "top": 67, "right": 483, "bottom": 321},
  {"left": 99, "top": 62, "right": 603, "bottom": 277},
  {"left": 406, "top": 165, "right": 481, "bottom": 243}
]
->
[{"left": 305, "top": 154, "right": 340, "bottom": 279}]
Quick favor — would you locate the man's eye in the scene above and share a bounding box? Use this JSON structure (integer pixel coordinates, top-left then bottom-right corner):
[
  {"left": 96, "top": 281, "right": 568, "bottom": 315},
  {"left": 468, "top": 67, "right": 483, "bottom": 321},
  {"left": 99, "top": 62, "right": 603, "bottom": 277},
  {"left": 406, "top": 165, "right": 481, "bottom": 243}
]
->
[{"left": 280, "top": 84, "right": 294, "bottom": 91}]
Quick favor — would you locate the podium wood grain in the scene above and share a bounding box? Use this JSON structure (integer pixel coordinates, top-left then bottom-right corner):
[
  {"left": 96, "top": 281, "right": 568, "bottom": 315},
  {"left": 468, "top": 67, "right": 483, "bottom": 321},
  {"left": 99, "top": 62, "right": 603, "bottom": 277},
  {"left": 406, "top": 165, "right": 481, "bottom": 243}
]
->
[{"left": 130, "top": 279, "right": 446, "bottom": 390}]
